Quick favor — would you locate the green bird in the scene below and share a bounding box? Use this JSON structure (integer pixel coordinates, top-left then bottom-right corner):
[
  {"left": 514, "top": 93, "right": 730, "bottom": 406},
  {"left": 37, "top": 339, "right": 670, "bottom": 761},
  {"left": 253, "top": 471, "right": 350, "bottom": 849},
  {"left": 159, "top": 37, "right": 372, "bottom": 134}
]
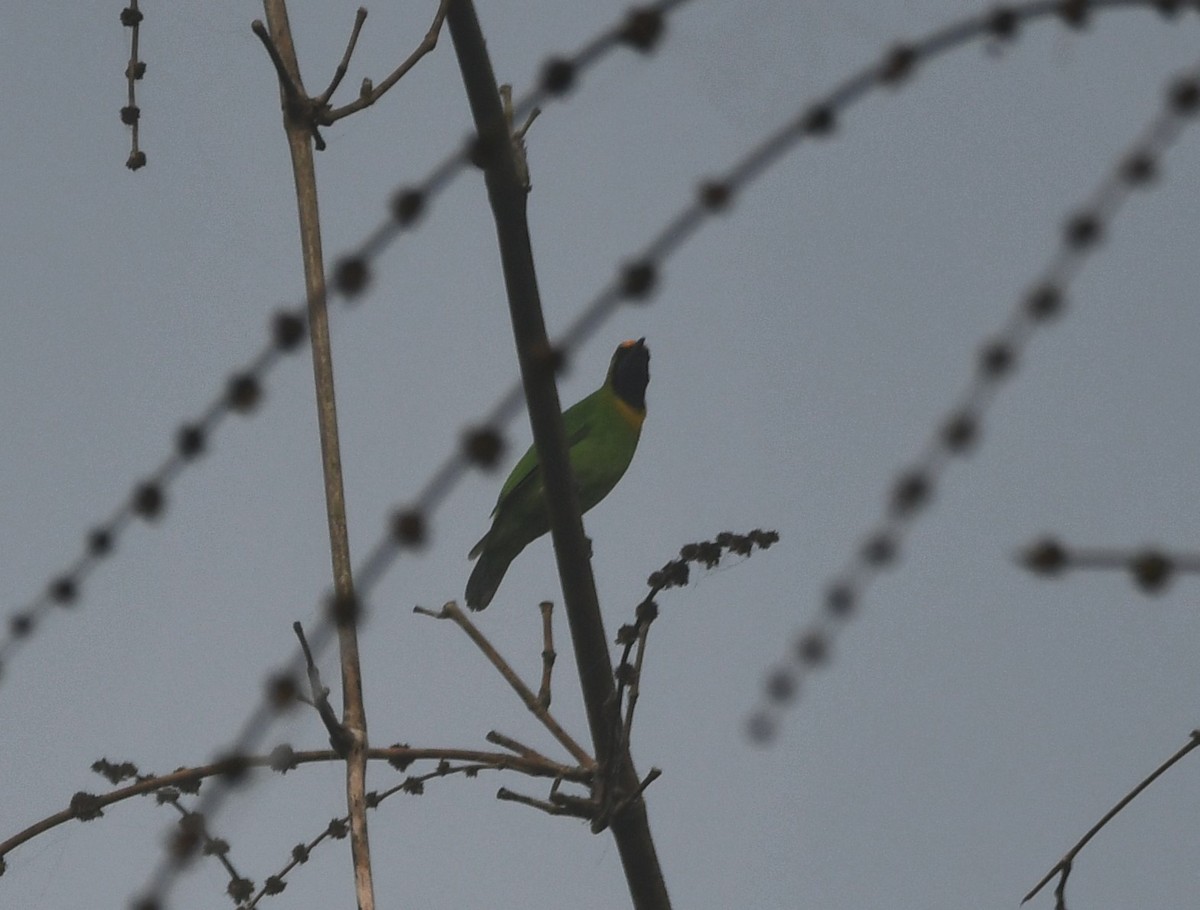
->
[{"left": 465, "top": 338, "right": 651, "bottom": 610}]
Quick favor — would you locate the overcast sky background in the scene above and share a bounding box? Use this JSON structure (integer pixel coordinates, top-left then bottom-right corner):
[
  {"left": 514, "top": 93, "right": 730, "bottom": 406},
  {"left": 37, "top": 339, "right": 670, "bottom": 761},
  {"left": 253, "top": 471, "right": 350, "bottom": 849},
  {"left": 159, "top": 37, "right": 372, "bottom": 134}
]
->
[{"left": 2, "top": 1, "right": 1200, "bottom": 908}]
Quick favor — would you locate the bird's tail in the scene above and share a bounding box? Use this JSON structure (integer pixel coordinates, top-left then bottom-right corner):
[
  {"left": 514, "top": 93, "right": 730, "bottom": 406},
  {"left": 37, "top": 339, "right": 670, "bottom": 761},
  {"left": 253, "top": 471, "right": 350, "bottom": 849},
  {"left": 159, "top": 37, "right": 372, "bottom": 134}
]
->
[{"left": 465, "top": 539, "right": 521, "bottom": 610}]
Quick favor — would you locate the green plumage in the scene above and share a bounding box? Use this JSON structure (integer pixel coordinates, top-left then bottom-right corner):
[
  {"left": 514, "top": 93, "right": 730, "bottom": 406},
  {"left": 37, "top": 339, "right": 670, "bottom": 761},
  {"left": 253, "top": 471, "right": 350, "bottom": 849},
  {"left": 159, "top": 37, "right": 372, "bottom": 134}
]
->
[{"left": 465, "top": 339, "right": 650, "bottom": 610}]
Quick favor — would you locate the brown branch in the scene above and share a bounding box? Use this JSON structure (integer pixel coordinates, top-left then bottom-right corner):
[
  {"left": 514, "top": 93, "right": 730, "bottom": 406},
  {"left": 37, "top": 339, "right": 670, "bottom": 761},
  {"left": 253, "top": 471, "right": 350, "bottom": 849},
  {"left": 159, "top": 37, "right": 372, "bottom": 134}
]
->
[
  {"left": 253, "top": 1, "right": 448, "bottom": 149},
  {"left": 153, "top": 795, "right": 253, "bottom": 902},
  {"left": 486, "top": 730, "right": 561, "bottom": 768},
  {"left": 314, "top": 7, "right": 368, "bottom": 107},
  {"left": 444, "top": 2, "right": 670, "bottom": 906},
  {"left": 538, "top": 600, "right": 555, "bottom": 708},
  {"left": 252, "top": 16, "right": 329, "bottom": 150},
  {"left": 324, "top": 0, "right": 450, "bottom": 123},
  {"left": 416, "top": 602, "right": 594, "bottom": 768},
  {"left": 615, "top": 531, "right": 779, "bottom": 744},
  {"left": 294, "top": 621, "right": 353, "bottom": 754},
  {"left": 257, "top": 3, "right": 371, "bottom": 908},
  {"left": 0, "top": 746, "right": 585, "bottom": 865},
  {"left": 621, "top": 618, "right": 651, "bottom": 749},
  {"left": 612, "top": 767, "right": 662, "bottom": 819},
  {"left": 1023, "top": 730, "right": 1200, "bottom": 907},
  {"left": 120, "top": 2, "right": 147, "bottom": 169},
  {"left": 242, "top": 748, "right": 579, "bottom": 909},
  {"left": 496, "top": 785, "right": 592, "bottom": 819}
]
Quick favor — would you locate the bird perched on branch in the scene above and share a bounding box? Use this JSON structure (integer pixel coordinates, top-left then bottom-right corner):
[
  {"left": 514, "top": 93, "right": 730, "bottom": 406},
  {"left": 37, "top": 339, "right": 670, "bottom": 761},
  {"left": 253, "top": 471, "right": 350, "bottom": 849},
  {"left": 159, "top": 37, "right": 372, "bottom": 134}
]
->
[{"left": 465, "top": 338, "right": 651, "bottom": 610}]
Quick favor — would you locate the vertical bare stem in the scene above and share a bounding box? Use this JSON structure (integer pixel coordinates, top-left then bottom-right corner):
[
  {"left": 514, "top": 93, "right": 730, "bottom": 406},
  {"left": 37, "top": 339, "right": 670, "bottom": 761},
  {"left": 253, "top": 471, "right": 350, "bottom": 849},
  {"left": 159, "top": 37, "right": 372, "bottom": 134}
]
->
[
  {"left": 258, "top": 4, "right": 373, "bottom": 910},
  {"left": 445, "top": 2, "right": 670, "bottom": 907}
]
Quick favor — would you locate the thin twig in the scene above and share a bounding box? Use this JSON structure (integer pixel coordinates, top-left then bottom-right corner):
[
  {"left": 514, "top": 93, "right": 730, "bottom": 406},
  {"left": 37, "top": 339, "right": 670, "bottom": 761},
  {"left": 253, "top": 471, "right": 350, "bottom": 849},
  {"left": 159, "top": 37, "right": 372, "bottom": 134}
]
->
[
  {"left": 611, "top": 767, "right": 662, "bottom": 820},
  {"left": 251, "top": 18, "right": 328, "bottom": 150},
  {"left": 499, "top": 84, "right": 538, "bottom": 190},
  {"left": 1023, "top": 730, "right": 1200, "bottom": 906},
  {"left": 154, "top": 795, "right": 251, "bottom": 900},
  {"left": 621, "top": 621, "right": 651, "bottom": 748},
  {"left": 120, "top": 1, "right": 146, "bottom": 169},
  {"left": 486, "top": 730, "right": 560, "bottom": 768},
  {"left": 294, "top": 621, "right": 352, "bottom": 754},
  {"left": 538, "top": 600, "right": 555, "bottom": 708},
  {"left": 246, "top": 749, "right": 585, "bottom": 908},
  {"left": 315, "top": 7, "right": 368, "bottom": 107},
  {"left": 325, "top": 0, "right": 450, "bottom": 122},
  {"left": 497, "top": 786, "right": 591, "bottom": 819},
  {"left": 250, "top": 20, "right": 304, "bottom": 111},
  {"left": 0, "top": 745, "right": 584, "bottom": 865},
  {"left": 416, "top": 602, "right": 594, "bottom": 768}
]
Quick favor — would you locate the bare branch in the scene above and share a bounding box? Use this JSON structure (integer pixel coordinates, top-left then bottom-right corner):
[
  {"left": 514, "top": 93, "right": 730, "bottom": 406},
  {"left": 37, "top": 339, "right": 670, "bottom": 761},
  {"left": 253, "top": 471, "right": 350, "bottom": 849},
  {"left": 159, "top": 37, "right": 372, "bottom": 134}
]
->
[
  {"left": 259, "top": 3, "right": 371, "bottom": 907},
  {"left": 324, "top": 0, "right": 450, "bottom": 123},
  {"left": 485, "top": 730, "right": 560, "bottom": 768},
  {"left": 615, "top": 530, "right": 780, "bottom": 744},
  {"left": 1023, "top": 730, "right": 1200, "bottom": 906},
  {"left": 538, "top": 600, "right": 555, "bottom": 709},
  {"left": 1, "top": 745, "right": 585, "bottom": 865},
  {"left": 293, "top": 622, "right": 353, "bottom": 755},
  {"left": 120, "top": 1, "right": 147, "bottom": 169},
  {"left": 314, "top": 7, "right": 368, "bottom": 107},
  {"left": 497, "top": 785, "right": 591, "bottom": 819},
  {"left": 416, "top": 601, "right": 595, "bottom": 769},
  {"left": 445, "top": 3, "right": 670, "bottom": 903}
]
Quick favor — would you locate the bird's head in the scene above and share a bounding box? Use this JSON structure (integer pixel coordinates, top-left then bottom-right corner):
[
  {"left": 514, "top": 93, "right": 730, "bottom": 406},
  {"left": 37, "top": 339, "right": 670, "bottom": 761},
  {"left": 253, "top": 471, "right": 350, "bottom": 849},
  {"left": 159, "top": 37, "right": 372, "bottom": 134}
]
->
[{"left": 608, "top": 338, "right": 650, "bottom": 413}]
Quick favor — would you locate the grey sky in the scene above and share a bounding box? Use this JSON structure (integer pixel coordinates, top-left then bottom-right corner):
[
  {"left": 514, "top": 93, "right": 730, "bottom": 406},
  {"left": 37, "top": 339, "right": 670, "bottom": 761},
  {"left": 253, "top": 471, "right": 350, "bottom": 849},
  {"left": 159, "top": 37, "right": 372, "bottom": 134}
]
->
[{"left": 2, "top": 2, "right": 1199, "bottom": 908}]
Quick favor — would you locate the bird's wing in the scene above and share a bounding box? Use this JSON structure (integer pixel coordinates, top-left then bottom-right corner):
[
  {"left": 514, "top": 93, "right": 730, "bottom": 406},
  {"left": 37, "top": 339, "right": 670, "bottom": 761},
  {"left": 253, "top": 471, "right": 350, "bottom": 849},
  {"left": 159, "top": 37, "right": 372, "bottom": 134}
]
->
[{"left": 491, "top": 401, "right": 595, "bottom": 515}]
